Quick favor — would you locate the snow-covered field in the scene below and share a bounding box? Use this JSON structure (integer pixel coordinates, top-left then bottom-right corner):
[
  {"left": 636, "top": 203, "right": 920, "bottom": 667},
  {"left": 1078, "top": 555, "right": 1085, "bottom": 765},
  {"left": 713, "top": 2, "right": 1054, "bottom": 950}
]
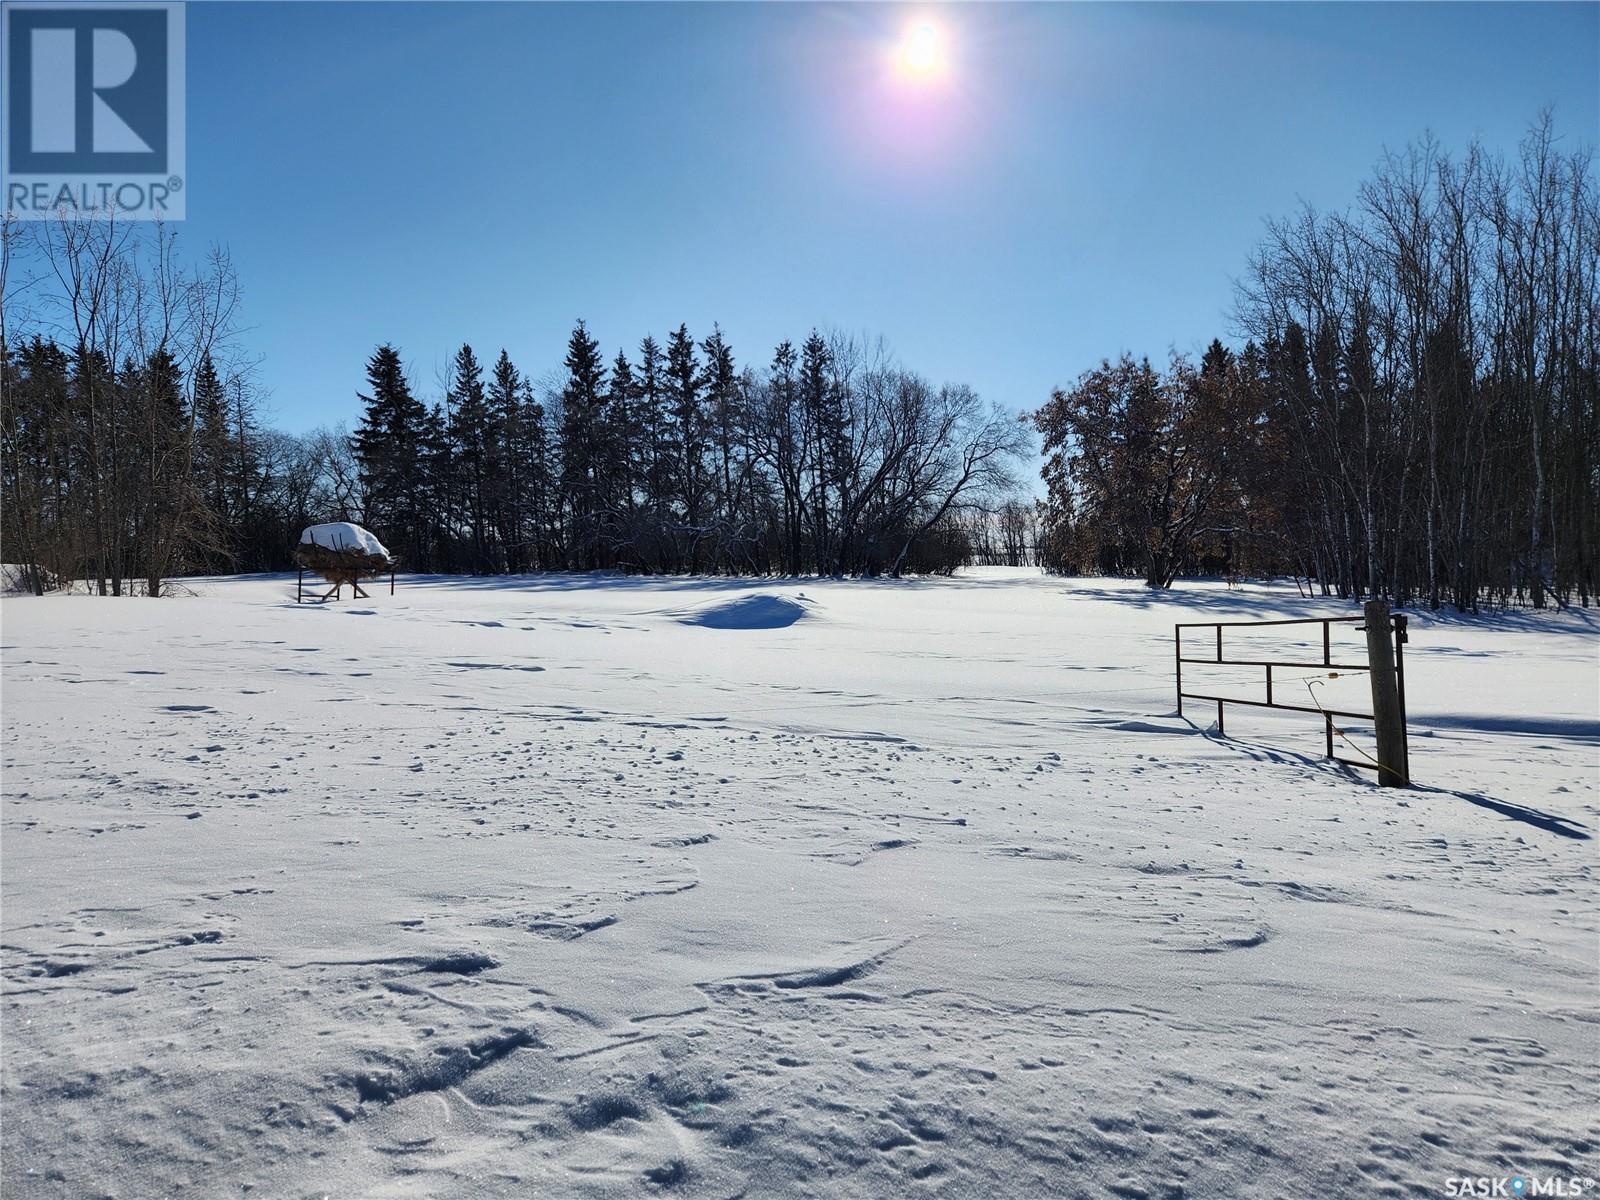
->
[{"left": 2, "top": 569, "right": 1595, "bottom": 1199}]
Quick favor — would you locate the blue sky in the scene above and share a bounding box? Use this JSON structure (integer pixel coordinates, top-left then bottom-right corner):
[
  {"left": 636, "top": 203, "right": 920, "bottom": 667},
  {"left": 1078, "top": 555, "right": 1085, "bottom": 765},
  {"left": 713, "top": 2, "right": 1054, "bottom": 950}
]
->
[{"left": 178, "top": 1, "right": 1599, "bottom": 432}]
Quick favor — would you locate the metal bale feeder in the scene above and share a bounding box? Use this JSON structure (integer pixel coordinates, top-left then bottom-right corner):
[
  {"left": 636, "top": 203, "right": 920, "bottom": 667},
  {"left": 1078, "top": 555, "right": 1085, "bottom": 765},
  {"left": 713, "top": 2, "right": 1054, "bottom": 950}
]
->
[{"left": 294, "top": 523, "right": 396, "bottom": 602}]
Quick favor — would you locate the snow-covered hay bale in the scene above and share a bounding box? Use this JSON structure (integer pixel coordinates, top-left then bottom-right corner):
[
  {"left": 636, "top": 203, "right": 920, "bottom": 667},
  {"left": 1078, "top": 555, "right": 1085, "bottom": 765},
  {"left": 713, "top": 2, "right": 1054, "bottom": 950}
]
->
[
  {"left": 675, "top": 593, "right": 812, "bottom": 630},
  {"left": 293, "top": 523, "right": 393, "bottom": 582}
]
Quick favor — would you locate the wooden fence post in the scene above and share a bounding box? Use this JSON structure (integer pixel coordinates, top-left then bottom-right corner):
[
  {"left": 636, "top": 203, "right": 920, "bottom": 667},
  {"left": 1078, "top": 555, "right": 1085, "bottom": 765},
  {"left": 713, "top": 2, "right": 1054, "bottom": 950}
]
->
[{"left": 1363, "top": 600, "right": 1409, "bottom": 787}]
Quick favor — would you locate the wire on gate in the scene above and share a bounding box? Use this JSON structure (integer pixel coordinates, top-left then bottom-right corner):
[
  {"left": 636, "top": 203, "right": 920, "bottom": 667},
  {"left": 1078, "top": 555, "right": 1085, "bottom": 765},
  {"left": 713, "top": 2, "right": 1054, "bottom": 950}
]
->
[{"left": 1303, "top": 678, "right": 1384, "bottom": 771}]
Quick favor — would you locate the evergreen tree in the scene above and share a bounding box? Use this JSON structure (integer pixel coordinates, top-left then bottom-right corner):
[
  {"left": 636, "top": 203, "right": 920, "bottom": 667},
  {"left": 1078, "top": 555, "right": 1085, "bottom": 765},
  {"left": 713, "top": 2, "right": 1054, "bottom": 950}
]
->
[
  {"left": 636, "top": 335, "right": 671, "bottom": 522},
  {"left": 191, "top": 353, "right": 230, "bottom": 538},
  {"left": 350, "top": 344, "right": 429, "bottom": 567},
  {"left": 701, "top": 325, "right": 740, "bottom": 519},
  {"left": 558, "top": 321, "right": 608, "bottom": 568},
  {"left": 607, "top": 349, "right": 640, "bottom": 512},
  {"left": 0, "top": 338, "right": 71, "bottom": 593},
  {"left": 665, "top": 324, "right": 704, "bottom": 566},
  {"left": 420, "top": 401, "right": 452, "bottom": 570},
  {"left": 798, "top": 331, "right": 838, "bottom": 571},
  {"left": 519, "top": 377, "right": 551, "bottom": 569},
  {"left": 763, "top": 339, "right": 806, "bottom": 573},
  {"left": 487, "top": 349, "right": 524, "bottom": 571},
  {"left": 446, "top": 343, "right": 492, "bottom": 569},
  {"left": 136, "top": 348, "right": 193, "bottom": 594}
]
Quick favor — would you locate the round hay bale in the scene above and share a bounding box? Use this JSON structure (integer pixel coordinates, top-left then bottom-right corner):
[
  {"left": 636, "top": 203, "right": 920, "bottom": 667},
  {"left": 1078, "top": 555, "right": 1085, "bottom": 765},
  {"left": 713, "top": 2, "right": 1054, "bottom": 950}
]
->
[{"left": 292, "top": 542, "right": 392, "bottom": 580}]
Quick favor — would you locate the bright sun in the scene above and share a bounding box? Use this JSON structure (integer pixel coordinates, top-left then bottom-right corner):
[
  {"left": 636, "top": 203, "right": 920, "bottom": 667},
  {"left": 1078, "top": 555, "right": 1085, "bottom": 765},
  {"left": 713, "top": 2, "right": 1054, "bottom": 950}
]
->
[{"left": 898, "top": 21, "right": 945, "bottom": 80}]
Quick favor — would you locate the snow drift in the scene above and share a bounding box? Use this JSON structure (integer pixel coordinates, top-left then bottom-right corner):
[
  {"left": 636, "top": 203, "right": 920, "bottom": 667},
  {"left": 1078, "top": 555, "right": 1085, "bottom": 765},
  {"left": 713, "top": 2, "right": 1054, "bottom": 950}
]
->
[{"left": 674, "top": 593, "right": 812, "bottom": 629}]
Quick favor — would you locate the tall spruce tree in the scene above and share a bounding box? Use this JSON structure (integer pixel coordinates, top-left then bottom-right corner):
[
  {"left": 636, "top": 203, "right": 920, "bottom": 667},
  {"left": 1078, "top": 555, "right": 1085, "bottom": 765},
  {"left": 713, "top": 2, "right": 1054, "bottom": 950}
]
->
[
  {"left": 519, "top": 376, "right": 551, "bottom": 570},
  {"left": 607, "top": 349, "right": 640, "bottom": 513},
  {"left": 665, "top": 324, "right": 704, "bottom": 567},
  {"left": 765, "top": 339, "right": 806, "bottom": 574},
  {"left": 487, "top": 349, "right": 523, "bottom": 571},
  {"left": 798, "top": 331, "right": 839, "bottom": 571},
  {"left": 701, "top": 326, "right": 740, "bottom": 520},
  {"left": 446, "top": 344, "right": 492, "bottom": 570},
  {"left": 137, "top": 348, "right": 192, "bottom": 595},
  {"left": 636, "top": 335, "right": 671, "bottom": 525},
  {"left": 191, "top": 353, "right": 230, "bottom": 541},
  {"left": 420, "top": 401, "right": 452, "bottom": 570},
  {"left": 351, "top": 344, "right": 429, "bottom": 567},
  {"left": 558, "top": 321, "right": 608, "bottom": 568}
]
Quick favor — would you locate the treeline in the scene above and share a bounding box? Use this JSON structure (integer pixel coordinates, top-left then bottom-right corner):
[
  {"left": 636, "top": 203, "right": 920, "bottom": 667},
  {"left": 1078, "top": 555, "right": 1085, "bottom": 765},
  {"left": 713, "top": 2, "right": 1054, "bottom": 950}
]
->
[
  {"left": 0, "top": 217, "right": 375, "bottom": 594},
  {"left": 2, "top": 217, "right": 1029, "bottom": 592},
  {"left": 1035, "top": 115, "right": 1599, "bottom": 609},
  {"left": 2, "top": 220, "right": 251, "bottom": 596},
  {"left": 351, "top": 326, "right": 1026, "bottom": 577}
]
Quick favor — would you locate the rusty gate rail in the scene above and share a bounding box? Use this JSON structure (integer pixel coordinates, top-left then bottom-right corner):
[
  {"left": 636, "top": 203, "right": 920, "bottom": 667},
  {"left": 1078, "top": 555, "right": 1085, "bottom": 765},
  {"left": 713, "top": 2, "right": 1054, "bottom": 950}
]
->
[{"left": 1174, "top": 612, "right": 1409, "bottom": 778}]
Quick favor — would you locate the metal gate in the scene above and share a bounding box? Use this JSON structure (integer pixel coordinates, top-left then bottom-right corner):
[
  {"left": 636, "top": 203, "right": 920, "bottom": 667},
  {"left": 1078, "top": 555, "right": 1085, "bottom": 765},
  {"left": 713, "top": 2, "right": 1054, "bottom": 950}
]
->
[{"left": 1175, "top": 611, "right": 1410, "bottom": 783}]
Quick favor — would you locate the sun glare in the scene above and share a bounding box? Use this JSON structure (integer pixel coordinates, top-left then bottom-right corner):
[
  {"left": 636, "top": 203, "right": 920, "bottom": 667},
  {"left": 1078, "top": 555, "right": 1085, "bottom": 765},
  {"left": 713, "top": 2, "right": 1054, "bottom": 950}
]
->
[{"left": 898, "top": 20, "right": 945, "bottom": 81}]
